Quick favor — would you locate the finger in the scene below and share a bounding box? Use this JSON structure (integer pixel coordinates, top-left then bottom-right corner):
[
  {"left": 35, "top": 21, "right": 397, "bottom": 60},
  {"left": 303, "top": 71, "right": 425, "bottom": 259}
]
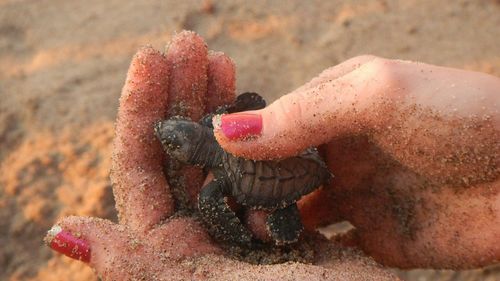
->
[
  {"left": 46, "top": 216, "right": 169, "bottom": 281},
  {"left": 164, "top": 31, "right": 209, "bottom": 209},
  {"left": 244, "top": 209, "right": 272, "bottom": 242},
  {"left": 165, "top": 30, "right": 208, "bottom": 120},
  {"left": 47, "top": 217, "right": 222, "bottom": 280},
  {"left": 179, "top": 51, "right": 236, "bottom": 205},
  {"left": 206, "top": 51, "right": 236, "bottom": 113},
  {"left": 111, "top": 47, "right": 173, "bottom": 233},
  {"left": 295, "top": 55, "right": 377, "bottom": 94},
  {"left": 297, "top": 187, "right": 344, "bottom": 230},
  {"left": 45, "top": 216, "right": 129, "bottom": 271},
  {"left": 214, "top": 57, "right": 395, "bottom": 160}
]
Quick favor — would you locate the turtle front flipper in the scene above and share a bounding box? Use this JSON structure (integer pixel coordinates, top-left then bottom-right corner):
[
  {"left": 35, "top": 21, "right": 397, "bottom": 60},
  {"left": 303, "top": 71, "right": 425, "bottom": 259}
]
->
[
  {"left": 200, "top": 92, "right": 266, "bottom": 128},
  {"left": 198, "top": 179, "right": 253, "bottom": 246},
  {"left": 266, "top": 203, "right": 304, "bottom": 245}
]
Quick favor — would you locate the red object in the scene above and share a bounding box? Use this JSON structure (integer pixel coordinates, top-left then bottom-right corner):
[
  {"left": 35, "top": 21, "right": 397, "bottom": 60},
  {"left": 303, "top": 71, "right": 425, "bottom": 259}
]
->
[
  {"left": 220, "top": 113, "right": 262, "bottom": 140},
  {"left": 47, "top": 226, "right": 91, "bottom": 263}
]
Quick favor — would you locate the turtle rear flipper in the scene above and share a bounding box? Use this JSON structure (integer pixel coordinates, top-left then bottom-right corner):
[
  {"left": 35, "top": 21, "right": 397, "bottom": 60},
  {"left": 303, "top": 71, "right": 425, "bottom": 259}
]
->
[
  {"left": 198, "top": 179, "right": 253, "bottom": 246},
  {"left": 266, "top": 203, "right": 303, "bottom": 245},
  {"left": 200, "top": 92, "right": 266, "bottom": 128},
  {"left": 227, "top": 92, "right": 266, "bottom": 113}
]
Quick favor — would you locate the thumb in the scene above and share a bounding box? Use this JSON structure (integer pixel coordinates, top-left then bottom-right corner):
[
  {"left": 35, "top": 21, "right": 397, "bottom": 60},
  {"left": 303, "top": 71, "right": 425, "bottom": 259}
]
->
[
  {"left": 214, "top": 57, "right": 391, "bottom": 160},
  {"left": 45, "top": 216, "right": 129, "bottom": 269}
]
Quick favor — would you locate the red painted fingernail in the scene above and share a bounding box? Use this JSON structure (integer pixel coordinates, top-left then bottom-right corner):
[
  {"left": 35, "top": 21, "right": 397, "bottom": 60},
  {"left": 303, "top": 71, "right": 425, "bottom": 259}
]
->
[
  {"left": 45, "top": 225, "right": 91, "bottom": 263},
  {"left": 219, "top": 113, "right": 262, "bottom": 140}
]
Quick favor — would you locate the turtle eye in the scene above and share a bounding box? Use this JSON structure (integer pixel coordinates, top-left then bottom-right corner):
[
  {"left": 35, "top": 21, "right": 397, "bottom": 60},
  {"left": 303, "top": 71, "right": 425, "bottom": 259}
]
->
[
  {"left": 165, "top": 132, "right": 181, "bottom": 148},
  {"left": 155, "top": 120, "right": 183, "bottom": 148}
]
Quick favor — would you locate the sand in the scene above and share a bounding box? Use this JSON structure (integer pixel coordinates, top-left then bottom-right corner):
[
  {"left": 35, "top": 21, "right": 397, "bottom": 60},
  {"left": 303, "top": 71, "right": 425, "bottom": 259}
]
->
[{"left": 0, "top": 0, "right": 499, "bottom": 280}]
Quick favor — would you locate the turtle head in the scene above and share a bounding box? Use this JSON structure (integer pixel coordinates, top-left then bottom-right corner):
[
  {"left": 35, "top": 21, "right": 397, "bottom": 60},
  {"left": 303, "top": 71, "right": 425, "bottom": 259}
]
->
[{"left": 154, "top": 118, "right": 205, "bottom": 164}]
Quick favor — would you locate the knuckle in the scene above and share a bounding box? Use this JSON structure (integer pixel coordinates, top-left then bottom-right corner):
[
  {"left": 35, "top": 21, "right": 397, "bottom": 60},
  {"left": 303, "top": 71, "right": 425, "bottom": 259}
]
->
[
  {"left": 272, "top": 95, "right": 305, "bottom": 129},
  {"left": 279, "top": 96, "right": 304, "bottom": 122},
  {"left": 362, "top": 57, "right": 400, "bottom": 88}
]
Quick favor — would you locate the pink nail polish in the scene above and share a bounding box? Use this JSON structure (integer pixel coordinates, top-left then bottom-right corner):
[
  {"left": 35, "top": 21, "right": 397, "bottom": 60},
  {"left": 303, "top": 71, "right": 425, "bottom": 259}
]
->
[
  {"left": 220, "top": 113, "right": 262, "bottom": 140},
  {"left": 45, "top": 225, "right": 91, "bottom": 263}
]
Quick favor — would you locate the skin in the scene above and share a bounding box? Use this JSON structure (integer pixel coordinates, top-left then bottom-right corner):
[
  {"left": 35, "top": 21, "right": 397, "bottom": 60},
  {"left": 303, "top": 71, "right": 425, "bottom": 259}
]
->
[
  {"left": 51, "top": 31, "right": 395, "bottom": 280},
  {"left": 49, "top": 31, "right": 499, "bottom": 279},
  {"left": 215, "top": 56, "right": 500, "bottom": 268}
]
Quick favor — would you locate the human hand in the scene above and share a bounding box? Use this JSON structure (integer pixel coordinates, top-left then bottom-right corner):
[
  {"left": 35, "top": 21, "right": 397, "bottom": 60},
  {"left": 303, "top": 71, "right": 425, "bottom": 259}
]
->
[
  {"left": 214, "top": 56, "right": 500, "bottom": 269},
  {"left": 44, "top": 32, "right": 396, "bottom": 280}
]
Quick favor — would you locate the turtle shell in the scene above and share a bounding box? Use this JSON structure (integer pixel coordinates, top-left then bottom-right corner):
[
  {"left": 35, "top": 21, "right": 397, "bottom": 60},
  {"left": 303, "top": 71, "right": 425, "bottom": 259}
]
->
[{"left": 219, "top": 148, "right": 330, "bottom": 209}]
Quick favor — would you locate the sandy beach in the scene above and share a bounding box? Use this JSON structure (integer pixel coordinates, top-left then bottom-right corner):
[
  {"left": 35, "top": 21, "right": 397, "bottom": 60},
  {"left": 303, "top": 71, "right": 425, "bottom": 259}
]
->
[{"left": 1, "top": 1, "right": 499, "bottom": 280}]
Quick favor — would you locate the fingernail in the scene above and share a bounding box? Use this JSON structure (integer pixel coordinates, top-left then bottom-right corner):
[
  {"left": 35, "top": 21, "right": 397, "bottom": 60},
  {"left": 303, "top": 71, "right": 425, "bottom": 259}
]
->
[
  {"left": 218, "top": 113, "right": 262, "bottom": 140},
  {"left": 45, "top": 225, "right": 90, "bottom": 263}
]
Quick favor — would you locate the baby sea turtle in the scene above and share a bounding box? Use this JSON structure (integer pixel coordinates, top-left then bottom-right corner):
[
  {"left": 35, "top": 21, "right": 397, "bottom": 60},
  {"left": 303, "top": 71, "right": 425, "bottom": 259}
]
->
[{"left": 154, "top": 93, "right": 331, "bottom": 245}]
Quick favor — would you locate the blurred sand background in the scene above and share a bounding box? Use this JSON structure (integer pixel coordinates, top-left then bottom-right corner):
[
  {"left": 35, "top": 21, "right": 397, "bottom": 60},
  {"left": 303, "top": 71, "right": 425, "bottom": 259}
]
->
[{"left": 0, "top": 0, "right": 499, "bottom": 280}]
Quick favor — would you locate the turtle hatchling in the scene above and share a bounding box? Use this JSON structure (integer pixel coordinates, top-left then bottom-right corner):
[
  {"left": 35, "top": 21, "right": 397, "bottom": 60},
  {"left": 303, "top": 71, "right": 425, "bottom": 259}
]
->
[{"left": 154, "top": 92, "right": 331, "bottom": 246}]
